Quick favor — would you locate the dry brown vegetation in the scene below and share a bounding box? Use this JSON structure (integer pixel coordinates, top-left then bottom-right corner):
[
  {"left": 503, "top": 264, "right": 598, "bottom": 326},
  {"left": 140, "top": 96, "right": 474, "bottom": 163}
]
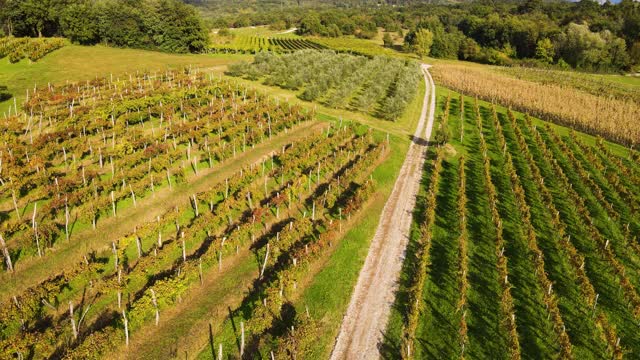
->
[{"left": 431, "top": 63, "right": 640, "bottom": 146}]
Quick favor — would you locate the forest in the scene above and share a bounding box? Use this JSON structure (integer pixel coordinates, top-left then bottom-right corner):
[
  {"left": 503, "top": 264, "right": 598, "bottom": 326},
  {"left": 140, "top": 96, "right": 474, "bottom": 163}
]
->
[
  {"left": 206, "top": 0, "right": 640, "bottom": 72},
  {"left": 0, "top": 0, "right": 209, "bottom": 53}
]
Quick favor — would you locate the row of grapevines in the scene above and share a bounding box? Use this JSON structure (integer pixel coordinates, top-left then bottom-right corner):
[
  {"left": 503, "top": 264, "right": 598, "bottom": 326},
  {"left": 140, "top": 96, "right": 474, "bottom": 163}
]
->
[
  {"left": 400, "top": 148, "right": 444, "bottom": 359},
  {"left": 0, "top": 37, "right": 66, "bottom": 63},
  {"left": 474, "top": 100, "right": 521, "bottom": 359},
  {"left": 456, "top": 156, "right": 469, "bottom": 356}
]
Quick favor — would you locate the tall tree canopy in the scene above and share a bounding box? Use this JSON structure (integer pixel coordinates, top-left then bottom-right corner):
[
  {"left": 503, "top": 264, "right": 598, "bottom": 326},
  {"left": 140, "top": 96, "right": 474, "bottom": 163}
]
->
[{"left": 0, "top": 0, "right": 209, "bottom": 53}]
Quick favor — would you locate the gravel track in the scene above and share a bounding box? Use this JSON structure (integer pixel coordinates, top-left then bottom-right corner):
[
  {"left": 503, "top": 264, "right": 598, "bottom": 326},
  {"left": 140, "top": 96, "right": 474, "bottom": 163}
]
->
[{"left": 330, "top": 64, "right": 436, "bottom": 359}]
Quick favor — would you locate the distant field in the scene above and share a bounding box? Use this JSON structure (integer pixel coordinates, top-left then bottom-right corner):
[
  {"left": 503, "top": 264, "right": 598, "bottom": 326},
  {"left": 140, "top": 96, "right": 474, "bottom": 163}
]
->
[
  {"left": 431, "top": 61, "right": 640, "bottom": 145},
  {"left": 220, "top": 26, "right": 300, "bottom": 38},
  {"left": 210, "top": 35, "right": 325, "bottom": 54},
  {"left": 210, "top": 26, "right": 409, "bottom": 59},
  {"left": 495, "top": 67, "right": 640, "bottom": 102},
  {"left": 210, "top": 26, "right": 312, "bottom": 54},
  {"left": 0, "top": 45, "right": 250, "bottom": 114}
]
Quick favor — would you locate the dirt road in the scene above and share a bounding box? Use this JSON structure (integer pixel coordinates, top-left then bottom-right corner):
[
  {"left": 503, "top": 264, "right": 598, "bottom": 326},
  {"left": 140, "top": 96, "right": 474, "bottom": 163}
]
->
[{"left": 330, "top": 64, "right": 436, "bottom": 359}]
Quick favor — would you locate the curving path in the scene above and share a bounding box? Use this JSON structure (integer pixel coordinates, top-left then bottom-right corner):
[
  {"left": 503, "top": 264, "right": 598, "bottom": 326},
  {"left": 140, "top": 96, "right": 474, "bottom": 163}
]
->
[{"left": 330, "top": 64, "right": 436, "bottom": 359}]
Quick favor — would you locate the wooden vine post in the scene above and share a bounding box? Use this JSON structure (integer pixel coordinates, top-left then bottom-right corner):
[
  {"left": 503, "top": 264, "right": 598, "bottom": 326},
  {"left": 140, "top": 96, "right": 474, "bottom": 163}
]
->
[
  {"left": 260, "top": 243, "right": 270, "bottom": 279},
  {"left": 64, "top": 200, "right": 70, "bottom": 241},
  {"left": 240, "top": 320, "right": 245, "bottom": 357},
  {"left": 0, "top": 234, "right": 13, "bottom": 272},
  {"left": 32, "top": 202, "right": 41, "bottom": 258},
  {"left": 122, "top": 310, "right": 129, "bottom": 346},
  {"left": 111, "top": 191, "right": 116, "bottom": 217},
  {"left": 69, "top": 302, "right": 78, "bottom": 340}
]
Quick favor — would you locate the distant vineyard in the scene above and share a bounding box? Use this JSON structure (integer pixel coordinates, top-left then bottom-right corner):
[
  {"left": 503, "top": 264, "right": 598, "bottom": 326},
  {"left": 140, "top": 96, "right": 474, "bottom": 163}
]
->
[
  {"left": 209, "top": 36, "right": 325, "bottom": 54},
  {"left": 310, "top": 36, "right": 404, "bottom": 58},
  {"left": 227, "top": 50, "right": 421, "bottom": 120},
  {"left": 0, "top": 37, "right": 66, "bottom": 63},
  {"left": 388, "top": 92, "right": 640, "bottom": 358}
]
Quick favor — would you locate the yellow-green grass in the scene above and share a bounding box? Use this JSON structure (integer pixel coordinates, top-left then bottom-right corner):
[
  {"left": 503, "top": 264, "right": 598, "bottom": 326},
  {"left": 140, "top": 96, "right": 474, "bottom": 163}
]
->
[{"left": 0, "top": 45, "right": 251, "bottom": 114}]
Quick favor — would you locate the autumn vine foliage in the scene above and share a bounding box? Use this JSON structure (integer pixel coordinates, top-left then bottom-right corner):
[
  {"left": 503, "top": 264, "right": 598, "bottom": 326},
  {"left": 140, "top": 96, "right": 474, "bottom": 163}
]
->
[
  {"left": 0, "top": 69, "right": 313, "bottom": 264},
  {"left": 0, "top": 115, "right": 387, "bottom": 358},
  {"left": 456, "top": 156, "right": 469, "bottom": 357}
]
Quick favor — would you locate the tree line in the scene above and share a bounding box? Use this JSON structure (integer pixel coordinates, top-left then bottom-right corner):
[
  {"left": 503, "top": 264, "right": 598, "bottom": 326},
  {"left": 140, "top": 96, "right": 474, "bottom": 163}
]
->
[{"left": 0, "top": 0, "right": 209, "bottom": 53}]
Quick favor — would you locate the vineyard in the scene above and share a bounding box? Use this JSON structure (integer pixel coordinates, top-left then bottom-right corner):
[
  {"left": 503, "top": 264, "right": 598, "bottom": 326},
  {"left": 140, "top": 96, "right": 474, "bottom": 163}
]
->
[
  {"left": 385, "top": 88, "right": 640, "bottom": 359},
  {"left": 227, "top": 50, "right": 421, "bottom": 120},
  {"left": 0, "top": 65, "right": 395, "bottom": 359},
  {"left": 0, "top": 37, "right": 67, "bottom": 63},
  {"left": 209, "top": 36, "right": 325, "bottom": 54},
  {"left": 207, "top": 34, "right": 398, "bottom": 58},
  {"left": 309, "top": 36, "right": 404, "bottom": 58}
]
